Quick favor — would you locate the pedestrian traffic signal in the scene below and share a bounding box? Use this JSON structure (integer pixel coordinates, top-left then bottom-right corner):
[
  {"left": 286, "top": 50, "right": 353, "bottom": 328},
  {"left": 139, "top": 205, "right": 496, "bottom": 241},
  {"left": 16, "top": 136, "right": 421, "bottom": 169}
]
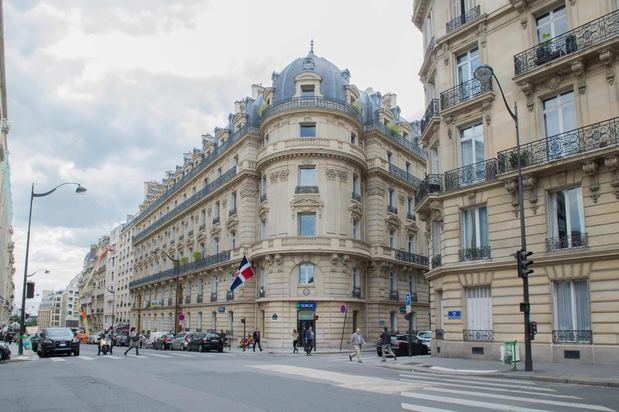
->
[
  {"left": 516, "top": 249, "right": 534, "bottom": 279},
  {"left": 530, "top": 321, "right": 538, "bottom": 340},
  {"left": 26, "top": 282, "right": 35, "bottom": 299}
]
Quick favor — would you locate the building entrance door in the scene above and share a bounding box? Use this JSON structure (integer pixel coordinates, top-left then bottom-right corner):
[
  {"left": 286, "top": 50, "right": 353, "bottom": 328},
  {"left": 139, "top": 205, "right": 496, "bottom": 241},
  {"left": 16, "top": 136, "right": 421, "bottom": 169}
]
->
[{"left": 297, "top": 309, "right": 315, "bottom": 351}]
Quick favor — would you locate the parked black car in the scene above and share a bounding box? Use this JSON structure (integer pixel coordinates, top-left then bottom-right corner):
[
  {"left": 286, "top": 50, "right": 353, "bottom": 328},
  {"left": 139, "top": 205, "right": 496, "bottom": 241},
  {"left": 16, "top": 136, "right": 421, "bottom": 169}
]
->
[
  {"left": 37, "top": 328, "right": 80, "bottom": 357},
  {"left": 376, "top": 334, "right": 428, "bottom": 357},
  {"left": 0, "top": 341, "right": 10, "bottom": 361},
  {"left": 153, "top": 333, "right": 175, "bottom": 350},
  {"left": 0, "top": 329, "right": 16, "bottom": 343},
  {"left": 31, "top": 332, "right": 43, "bottom": 352},
  {"left": 113, "top": 334, "right": 129, "bottom": 347},
  {"left": 187, "top": 332, "right": 224, "bottom": 352}
]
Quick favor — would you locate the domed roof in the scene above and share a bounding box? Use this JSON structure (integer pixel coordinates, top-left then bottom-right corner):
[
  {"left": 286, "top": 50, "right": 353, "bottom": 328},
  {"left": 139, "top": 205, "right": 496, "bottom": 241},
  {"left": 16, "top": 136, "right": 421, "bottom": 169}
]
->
[{"left": 272, "top": 48, "right": 350, "bottom": 103}]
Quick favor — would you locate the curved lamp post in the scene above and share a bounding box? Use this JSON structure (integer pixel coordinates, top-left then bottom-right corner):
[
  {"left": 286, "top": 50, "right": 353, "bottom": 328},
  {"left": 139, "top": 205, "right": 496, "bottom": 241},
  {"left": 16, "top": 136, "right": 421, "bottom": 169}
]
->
[
  {"left": 27, "top": 269, "right": 50, "bottom": 278},
  {"left": 18, "top": 182, "right": 86, "bottom": 355},
  {"left": 474, "top": 65, "right": 532, "bottom": 372}
]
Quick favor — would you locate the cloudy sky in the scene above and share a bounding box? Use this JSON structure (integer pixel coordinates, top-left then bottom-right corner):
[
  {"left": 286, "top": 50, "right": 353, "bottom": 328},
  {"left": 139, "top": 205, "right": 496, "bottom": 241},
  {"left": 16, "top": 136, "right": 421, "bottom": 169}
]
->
[{"left": 6, "top": 0, "right": 424, "bottom": 312}]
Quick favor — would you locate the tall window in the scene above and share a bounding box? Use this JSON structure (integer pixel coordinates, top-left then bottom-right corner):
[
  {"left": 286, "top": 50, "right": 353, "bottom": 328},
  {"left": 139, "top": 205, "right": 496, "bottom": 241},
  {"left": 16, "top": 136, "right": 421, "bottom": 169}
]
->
[
  {"left": 387, "top": 151, "right": 393, "bottom": 164},
  {"left": 536, "top": 5, "right": 567, "bottom": 44},
  {"left": 424, "top": 10, "right": 433, "bottom": 48},
  {"left": 233, "top": 155, "right": 239, "bottom": 167},
  {"left": 553, "top": 280, "right": 591, "bottom": 336},
  {"left": 352, "top": 268, "right": 360, "bottom": 290},
  {"left": 352, "top": 218, "right": 361, "bottom": 240},
  {"left": 211, "top": 312, "right": 217, "bottom": 331},
  {"left": 433, "top": 221, "right": 441, "bottom": 257},
  {"left": 186, "top": 282, "right": 192, "bottom": 303},
  {"left": 389, "top": 272, "right": 397, "bottom": 293},
  {"left": 465, "top": 286, "right": 492, "bottom": 332},
  {"left": 405, "top": 161, "right": 411, "bottom": 175},
  {"left": 211, "top": 279, "right": 218, "bottom": 295},
  {"left": 430, "top": 147, "right": 439, "bottom": 174},
  {"left": 298, "top": 166, "right": 316, "bottom": 186},
  {"left": 197, "top": 312, "right": 203, "bottom": 332},
  {"left": 212, "top": 237, "right": 219, "bottom": 254},
  {"left": 390, "top": 311, "right": 397, "bottom": 332},
  {"left": 300, "top": 123, "right": 316, "bottom": 138},
  {"left": 352, "top": 174, "right": 360, "bottom": 195},
  {"left": 260, "top": 219, "right": 267, "bottom": 240},
  {"left": 299, "top": 264, "right": 315, "bottom": 284},
  {"left": 543, "top": 91, "right": 576, "bottom": 159},
  {"left": 459, "top": 123, "right": 484, "bottom": 169},
  {"left": 230, "top": 192, "right": 237, "bottom": 212},
  {"left": 214, "top": 201, "right": 220, "bottom": 219},
  {"left": 227, "top": 311, "right": 234, "bottom": 335},
  {"left": 451, "top": 0, "right": 476, "bottom": 17},
  {"left": 388, "top": 188, "right": 395, "bottom": 207},
  {"left": 407, "top": 235, "right": 416, "bottom": 254},
  {"left": 198, "top": 280, "right": 204, "bottom": 297},
  {"left": 298, "top": 213, "right": 316, "bottom": 236},
  {"left": 461, "top": 206, "right": 488, "bottom": 257},
  {"left": 230, "top": 231, "right": 237, "bottom": 249},
  {"left": 456, "top": 47, "right": 479, "bottom": 84},
  {"left": 301, "top": 84, "right": 315, "bottom": 97},
  {"left": 548, "top": 187, "right": 585, "bottom": 249},
  {"left": 407, "top": 197, "right": 414, "bottom": 217},
  {"left": 388, "top": 229, "right": 397, "bottom": 248},
  {"left": 261, "top": 175, "right": 267, "bottom": 198},
  {"left": 408, "top": 275, "right": 416, "bottom": 294}
]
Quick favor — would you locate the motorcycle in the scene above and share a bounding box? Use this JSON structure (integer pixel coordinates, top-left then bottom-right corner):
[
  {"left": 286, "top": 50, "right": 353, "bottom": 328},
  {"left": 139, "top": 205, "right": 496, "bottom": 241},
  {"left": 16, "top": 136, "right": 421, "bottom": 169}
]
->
[{"left": 99, "top": 337, "right": 111, "bottom": 355}]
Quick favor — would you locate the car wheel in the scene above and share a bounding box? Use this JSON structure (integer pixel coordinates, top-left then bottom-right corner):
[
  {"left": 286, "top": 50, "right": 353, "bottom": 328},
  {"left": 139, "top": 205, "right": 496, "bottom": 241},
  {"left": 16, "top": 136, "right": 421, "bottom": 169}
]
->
[
  {"left": 218, "top": 348, "right": 223, "bottom": 353},
  {"left": 0, "top": 350, "right": 4, "bottom": 361},
  {"left": 199, "top": 345, "right": 204, "bottom": 352},
  {"left": 32, "top": 344, "right": 37, "bottom": 352},
  {"left": 39, "top": 349, "right": 46, "bottom": 358},
  {"left": 74, "top": 350, "right": 79, "bottom": 356}
]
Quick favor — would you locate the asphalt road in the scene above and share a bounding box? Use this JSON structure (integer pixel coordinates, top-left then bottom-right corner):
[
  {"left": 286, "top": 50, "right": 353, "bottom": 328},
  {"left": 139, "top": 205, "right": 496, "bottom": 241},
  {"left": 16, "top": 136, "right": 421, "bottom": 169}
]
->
[{"left": 1, "top": 344, "right": 618, "bottom": 412}]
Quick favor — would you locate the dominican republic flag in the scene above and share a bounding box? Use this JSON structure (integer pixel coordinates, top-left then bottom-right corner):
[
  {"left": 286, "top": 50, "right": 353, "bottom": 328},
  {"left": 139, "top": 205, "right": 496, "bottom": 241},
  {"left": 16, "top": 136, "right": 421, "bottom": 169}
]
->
[{"left": 229, "top": 255, "right": 255, "bottom": 291}]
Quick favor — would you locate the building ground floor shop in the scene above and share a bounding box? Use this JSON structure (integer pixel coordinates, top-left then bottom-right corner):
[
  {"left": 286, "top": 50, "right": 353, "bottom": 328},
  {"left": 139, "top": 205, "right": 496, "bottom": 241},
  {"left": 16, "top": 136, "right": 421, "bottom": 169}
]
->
[{"left": 131, "top": 299, "right": 430, "bottom": 349}]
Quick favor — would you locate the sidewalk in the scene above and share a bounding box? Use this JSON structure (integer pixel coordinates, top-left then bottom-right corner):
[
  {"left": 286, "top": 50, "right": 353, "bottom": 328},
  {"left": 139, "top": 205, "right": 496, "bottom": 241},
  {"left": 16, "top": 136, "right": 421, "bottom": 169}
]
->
[
  {"left": 4, "top": 342, "right": 36, "bottom": 361},
  {"left": 381, "top": 355, "right": 619, "bottom": 387}
]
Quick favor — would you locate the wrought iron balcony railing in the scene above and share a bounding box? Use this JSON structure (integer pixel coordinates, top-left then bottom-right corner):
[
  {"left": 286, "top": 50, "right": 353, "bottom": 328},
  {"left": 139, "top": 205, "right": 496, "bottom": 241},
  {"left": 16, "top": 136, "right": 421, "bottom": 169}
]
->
[
  {"left": 295, "top": 185, "right": 319, "bottom": 194},
  {"left": 212, "top": 216, "right": 220, "bottom": 225},
  {"left": 352, "top": 287, "right": 361, "bottom": 298},
  {"left": 262, "top": 96, "right": 362, "bottom": 122},
  {"left": 394, "top": 249, "right": 429, "bottom": 267},
  {"left": 552, "top": 329, "right": 593, "bottom": 344},
  {"left": 546, "top": 232, "right": 588, "bottom": 251},
  {"left": 463, "top": 329, "right": 494, "bottom": 342},
  {"left": 431, "top": 254, "right": 442, "bottom": 269},
  {"left": 446, "top": 5, "right": 481, "bottom": 33},
  {"left": 132, "top": 166, "right": 237, "bottom": 244},
  {"left": 459, "top": 246, "right": 491, "bottom": 262},
  {"left": 210, "top": 292, "right": 217, "bottom": 302},
  {"left": 226, "top": 291, "right": 234, "bottom": 301},
  {"left": 435, "top": 328, "right": 445, "bottom": 340},
  {"left": 228, "top": 208, "right": 237, "bottom": 217},
  {"left": 128, "top": 250, "right": 230, "bottom": 289},
  {"left": 134, "top": 125, "right": 257, "bottom": 226},
  {"left": 389, "top": 291, "right": 399, "bottom": 301},
  {"left": 498, "top": 117, "right": 619, "bottom": 174},
  {"left": 387, "top": 205, "right": 398, "bottom": 214},
  {"left": 444, "top": 158, "right": 497, "bottom": 191},
  {"left": 514, "top": 9, "right": 619, "bottom": 76},
  {"left": 419, "top": 99, "right": 439, "bottom": 135},
  {"left": 415, "top": 174, "right": 443, "bottom": 205},
  {"left": 352, "top": 191, "right": 361, "bottom": 202},
  {"left": 440, "top": 78, "right": 492, "bottom": 111},
  {"left": 364, "top": 120, "right": 427, "bottom": 160},
  {"left": 389, "top": 164, "right": 422, "bottom": 187},
  {"left": 260, "top": 193, "right": 267, "bottom": 202}
]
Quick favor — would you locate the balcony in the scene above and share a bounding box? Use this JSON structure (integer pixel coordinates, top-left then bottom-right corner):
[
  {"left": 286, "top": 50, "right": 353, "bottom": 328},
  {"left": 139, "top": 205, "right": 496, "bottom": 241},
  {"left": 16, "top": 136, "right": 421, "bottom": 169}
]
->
[
  {"left": 262, "top": 96, "right": 362, "bottom": 122},
  {"left": 389, "top": 291, "right": 399, "bottom": 301},
  {"left": 419, "top": 99, "right": 439, "bottom": 136},
  {"left": 415, "top": 174, "right": 443, "bottom": 206},
  {"left": 394, "top": 249, "right": 429, "bottom": 267},
  {"left": 387, "top": 205, "right": 398, "bottom": 214},
  {"left": 514, "top": 10, "right": 619, "bottom": 76},
  {"left": 128, "top": 250, "right": 231, "bottom": 289},
  {"left": 444, "top": 159, "right": 497, "bottom": 191},
  {"left": 546, "top": 232, "right": 588, "bottom": 251},
  {"left": 228, "top": 208, "right": 237, "bottom": 217},
  {"left": 435, "top": 328, "right": 445, "bottom": 340},
  {"left": 352, "top": 287, "right": 361, "bottom": 298},
  {"left": 463, "top": 329, "right": 494, "bottom": 342},
  {"left": 440, "top": 78, "right": 492, "bottom": 111},
  {"left": 446, "top": 5, "right": 481, "bottom": 34},
  {"left": 498, "top": 117, "right": 619, "bottom": 174},
  {"left": 389, "top": 164, "right": 421, "bottom": 187},
  {"left": 132, "top": 166, "right": 237, "bottom": 244},
  {"left": 260, "top": 193, "right": 267, "bottom": 203},
  {"left": 364, "top": 120, "right": 427, "bottom": 160},
  {"left": 258, "top": 287, "right": 265, "bottom": 298},
  {"left": 226, "top": 291, "right": 234, "bottom": 301},
  {"left": 210, "top": 292, "right": 217, "bottom": 302},
  {"left": 459, "top": 246, "right": 491, "bottom": 262},
  {"left": 212, "top": 216, "right": 220, "bottom": 225},
  {"left": 295, "top": 185, "right": 319, "bottom": 194},
  {"left": 431, "top": 255, "right": 442, "bottom": 269},
  {"left": 352, "top": 191, "right": 361, "bottom": 202},
  {"left": 552, "top": 330, "right": 593, "bottom": 344}
]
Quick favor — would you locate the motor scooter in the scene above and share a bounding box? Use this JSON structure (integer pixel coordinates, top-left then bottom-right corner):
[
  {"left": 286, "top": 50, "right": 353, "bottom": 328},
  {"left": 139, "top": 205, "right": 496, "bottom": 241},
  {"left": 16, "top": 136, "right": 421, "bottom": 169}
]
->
[{"left": 99, "top": 336, "right": 111, "bottom": 355}]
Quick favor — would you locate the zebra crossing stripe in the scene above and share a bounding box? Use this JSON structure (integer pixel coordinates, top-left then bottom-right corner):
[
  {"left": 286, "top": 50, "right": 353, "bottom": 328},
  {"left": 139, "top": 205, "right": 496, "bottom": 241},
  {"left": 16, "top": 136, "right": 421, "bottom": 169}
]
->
[
  {"left": 401, "top": 392, "right": 551, "bottom": 412},
  {"left": 149, "top": 353, "right": 172, "bottom": 358},
  {"left": 76, "top": 356, "right": 94, "bottom": 360},
  {"left": 104, "top": 355, "right": 122, "bottom": 359},
  {"left": 401, "top": 404, "right": 456, "bottom": 412},
  {"left": 399, "top": 373, "right": 555, "bottom": 392},
  {"left": 48, "top": 357, "right": 66, "bottom": 362},
  {"left": 169, "top": 353, "right": 195, "bottom": 358},
  {"left": 422, "top": 387, "right": 613, "bottom": 411},
  {"left": 399, "top": 371, "right": 541, "bottom": 387}
]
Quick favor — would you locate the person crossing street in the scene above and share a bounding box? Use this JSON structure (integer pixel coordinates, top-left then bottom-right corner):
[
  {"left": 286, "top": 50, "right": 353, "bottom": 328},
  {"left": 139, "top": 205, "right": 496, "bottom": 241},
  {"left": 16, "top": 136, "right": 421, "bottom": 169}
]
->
[
  {"left": 252, "top": 328, "right": 263, "bottom": 352},
  {"left": 379, "top": 327, "right": 396, "bottom": 362},
  {"left": 124, "top": 327, "right": 139, "bottom": 356},
  {"left": 349, "top": 328, "right": 365, "bottom": 363}
]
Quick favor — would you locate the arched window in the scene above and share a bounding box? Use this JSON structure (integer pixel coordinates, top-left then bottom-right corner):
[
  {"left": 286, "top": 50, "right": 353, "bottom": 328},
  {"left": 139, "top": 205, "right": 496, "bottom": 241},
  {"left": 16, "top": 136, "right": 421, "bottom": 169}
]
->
[{"left": 298, "top": 263, "right": 315, "bottom": 284}]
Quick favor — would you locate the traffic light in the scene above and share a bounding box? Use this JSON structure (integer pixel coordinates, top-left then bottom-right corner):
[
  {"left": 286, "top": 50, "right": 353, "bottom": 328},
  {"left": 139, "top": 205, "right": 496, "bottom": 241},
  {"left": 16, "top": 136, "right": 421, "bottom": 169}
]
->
[
  {"left": 516, "top": 249, "right": 534, "bottom": 279},
  {"left": 26, "top": 282, "right": 35, "bottom": 299},
  {"left": 530, "top": 321, "right": 538, "bottom": 340}
]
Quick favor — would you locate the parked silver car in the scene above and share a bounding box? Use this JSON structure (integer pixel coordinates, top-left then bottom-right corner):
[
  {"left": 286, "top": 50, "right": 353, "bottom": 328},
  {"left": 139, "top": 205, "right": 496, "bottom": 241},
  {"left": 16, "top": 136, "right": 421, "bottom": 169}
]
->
[
  {"left": 170, "top": 332, "right": 195, "bottom": 351},
  {"left": 416, "top": 330, "right": 432, "bottom": 352}
]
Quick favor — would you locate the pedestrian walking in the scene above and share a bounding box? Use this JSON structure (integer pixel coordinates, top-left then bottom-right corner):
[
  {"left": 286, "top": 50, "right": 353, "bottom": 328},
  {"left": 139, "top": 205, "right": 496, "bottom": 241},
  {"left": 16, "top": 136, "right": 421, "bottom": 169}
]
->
[
  {"left": 349, "top": 328, "right": 365, "bottom": 363},
  {"left": 292, "top": 329, "right": 299, "bottom": 353},
  {"left": 379, "top": 327, "right": 396, "bottom": 362},
  {"left": 303, "top": 326, "right": 315, "bottom": 355},
  {"left": 219, "top": 329, "right": 228, "bottom": 351},
  {"left": 124, "top": 327, "right": 140, "bottom": 356},
  {"left": 252, "top": 328, "right": 263, "bottom": 352}
]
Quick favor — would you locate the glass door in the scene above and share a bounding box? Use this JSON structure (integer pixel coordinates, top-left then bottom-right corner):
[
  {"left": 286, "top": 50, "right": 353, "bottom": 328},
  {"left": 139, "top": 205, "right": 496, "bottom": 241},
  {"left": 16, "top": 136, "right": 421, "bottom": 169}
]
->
[
  {"left": 459, "top": 123, "right": 484, "bottom": 186},
  {"left": 456, "top": 48, "right": 480, "bottom": 98},
  {"left": 543, "top": 91, "right": 576, "bottom": 160}
]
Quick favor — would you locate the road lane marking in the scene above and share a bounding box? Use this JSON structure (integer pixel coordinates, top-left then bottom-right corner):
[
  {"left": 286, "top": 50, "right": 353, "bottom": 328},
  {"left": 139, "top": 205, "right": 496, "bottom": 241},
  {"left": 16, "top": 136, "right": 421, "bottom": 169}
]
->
[
  {"left": 402, "top": 404, "right": 457, "bottom": 412},
  {"left": 399, "top": 378, "right": 578, "bottom": 398},
  {"left": 168, "top": 353, "right": 195, "bottom": 358},
  {"left": 251, "top": 364, "right": 425, "bottom": 395},
  {"left": 127, "top": 354, "right": 148, "bottom": 358},
  {"left": 422, "top": 387, "right": 613, "bottom": 411},
  {"left": 76, "top": 356, "right": 94, "bottom": 360},
  {"left": 430, "top": 365, "right": 498, "bottom": 374},
  {"left": 399, "top": 373, "right": 555, "bottom": 391},
  {"left": 104, "top": 355, "right": 122, "bottom": 359},
  {"left": 401, "top": 392, "right": 551, "bottom": 412},
  {"left": 400, "top": 371, "right": 540, "bottom": 386},
  {"left": 149, "top": 353, "right": 172, "bottom": 358},
  {"left": 48, "top": 357, "right": 66, "bottom": 362}
]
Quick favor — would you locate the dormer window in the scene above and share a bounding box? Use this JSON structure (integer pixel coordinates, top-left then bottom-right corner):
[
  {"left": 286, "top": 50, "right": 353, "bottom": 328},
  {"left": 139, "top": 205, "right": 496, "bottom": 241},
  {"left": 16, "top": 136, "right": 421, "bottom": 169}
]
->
[
  {"left": 301, "top": 85, "right": 315, "bottom": 97},
  {"left": 300, "top": 123, "right": 316, "bottom": 138}
]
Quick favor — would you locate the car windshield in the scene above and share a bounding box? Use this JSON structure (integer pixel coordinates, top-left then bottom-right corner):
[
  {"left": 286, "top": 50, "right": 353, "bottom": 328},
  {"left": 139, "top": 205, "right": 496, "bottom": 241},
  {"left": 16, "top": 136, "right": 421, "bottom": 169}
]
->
[
  {"left": 206, "top": 333, "right": 219, "bottom": 339},
  {"left": 46, "top": 329, "right": 74, "bottom": 339},
  {"left": 417, "top": 332, "right": 432, "bottom": 339}
]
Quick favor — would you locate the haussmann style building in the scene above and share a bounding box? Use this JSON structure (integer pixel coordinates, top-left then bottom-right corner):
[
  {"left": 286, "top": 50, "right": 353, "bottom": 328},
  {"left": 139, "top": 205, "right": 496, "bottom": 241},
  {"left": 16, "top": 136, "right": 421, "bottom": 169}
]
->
[
  {"left": 129, "top": 47, "right": 431, "bottom": 349},
  {"left": 412, "top": 0, "right": 619, "bottom": 363}
]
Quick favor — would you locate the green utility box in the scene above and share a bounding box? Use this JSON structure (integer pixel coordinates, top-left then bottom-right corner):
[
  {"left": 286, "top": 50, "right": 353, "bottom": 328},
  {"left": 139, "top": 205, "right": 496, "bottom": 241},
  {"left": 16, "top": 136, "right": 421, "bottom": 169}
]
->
[{"left": 500, "top": 340, "right": 520, "bottom": 370}]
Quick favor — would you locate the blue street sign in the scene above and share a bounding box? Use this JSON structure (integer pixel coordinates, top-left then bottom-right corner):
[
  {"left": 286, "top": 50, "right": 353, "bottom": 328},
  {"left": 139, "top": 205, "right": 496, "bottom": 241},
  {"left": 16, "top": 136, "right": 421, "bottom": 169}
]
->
[
  {"left": 296, "top": 302, "right": 317, "bottom": 311},
  {"left": 448, "top": 310, "right": 461, "bottom": 320},
  {"left": 405, "top": 293, "right": 411, "bottom": 305},
  {"left": 217, "top": 306, "right": 225, "bottom": 313}
]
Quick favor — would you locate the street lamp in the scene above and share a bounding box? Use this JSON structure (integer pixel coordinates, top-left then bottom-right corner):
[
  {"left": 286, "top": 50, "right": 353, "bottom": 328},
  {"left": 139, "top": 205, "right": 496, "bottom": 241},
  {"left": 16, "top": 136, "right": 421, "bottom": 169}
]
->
[
  {"left": 150, "top": 249, "right": 180, "bottom": 333},
  {"left": 474, "top": 64, "right": 532, "bottom": 372},
  {"left": 18, "top": 182, "right": 87, "bottom": 355},
  {"left": 27, "top": 269, "right": 50, "bottom": 278}
]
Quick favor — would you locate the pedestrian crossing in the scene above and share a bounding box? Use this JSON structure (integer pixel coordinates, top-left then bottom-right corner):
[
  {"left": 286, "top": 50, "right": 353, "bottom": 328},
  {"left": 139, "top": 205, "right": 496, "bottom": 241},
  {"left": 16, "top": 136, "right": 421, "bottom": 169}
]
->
[
  {"left": 398, "top": 371, "right": 615, "bottom": 412},
  {"left": 37, "top": 351, "right": 215, "bottom": 362}
]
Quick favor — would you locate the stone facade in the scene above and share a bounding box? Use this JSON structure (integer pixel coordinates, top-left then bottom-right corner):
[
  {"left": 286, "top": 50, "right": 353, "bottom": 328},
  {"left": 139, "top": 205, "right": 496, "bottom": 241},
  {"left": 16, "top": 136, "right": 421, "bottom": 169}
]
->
[
  {"left": 413, "top": 0, "right": 619, "bottom": 363},
  {"left": 129, "top": 49, "right": 429, "bottom": 348},
  {"left": 116, "top": 217, "right": 135, "bottom": 326},
  {"left": 61, "top": 274, "right": 81, "bottom": 327}
]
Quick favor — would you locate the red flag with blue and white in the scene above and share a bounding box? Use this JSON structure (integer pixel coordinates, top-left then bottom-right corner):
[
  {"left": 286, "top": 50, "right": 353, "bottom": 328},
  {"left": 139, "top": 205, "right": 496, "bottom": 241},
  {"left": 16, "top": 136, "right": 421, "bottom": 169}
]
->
[{"left": 229, "top": 255, "right": 255, "bottom": 291}]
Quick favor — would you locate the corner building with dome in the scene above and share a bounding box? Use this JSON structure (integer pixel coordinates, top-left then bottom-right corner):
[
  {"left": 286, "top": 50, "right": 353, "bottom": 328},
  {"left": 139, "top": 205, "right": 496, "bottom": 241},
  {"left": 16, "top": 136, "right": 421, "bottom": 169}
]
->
[{"left": 129, "top": 48, "right": 429, "bottom": 349}]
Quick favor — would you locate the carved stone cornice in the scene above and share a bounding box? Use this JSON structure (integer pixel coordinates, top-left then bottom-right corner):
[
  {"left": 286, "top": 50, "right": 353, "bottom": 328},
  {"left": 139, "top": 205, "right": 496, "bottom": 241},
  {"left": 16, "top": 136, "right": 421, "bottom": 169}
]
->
[
  {"left": 367, "top": 185, "right": 386, "bottom": 197},
  {"left": 504, "top": 179, "right": 519, "bottom": 217},
  {"left": 523, "top": 175, "right": 538, "bottom": 214},
  {"left": 582, "top": 160, "right": 600, "bottom": 203},
  {"left": 599, "top": 49, "right": 615, "bottom": 85}
]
